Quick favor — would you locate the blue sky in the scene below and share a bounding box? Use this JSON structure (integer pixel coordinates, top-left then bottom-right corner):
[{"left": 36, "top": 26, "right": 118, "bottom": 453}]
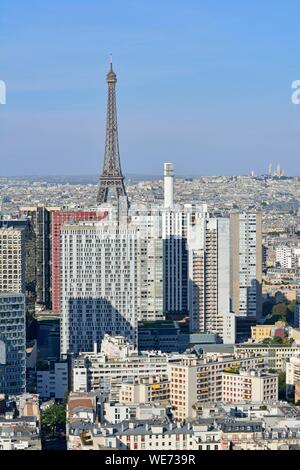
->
[{"left": 1, "top": 0, "right": 299, "bottom": 176}]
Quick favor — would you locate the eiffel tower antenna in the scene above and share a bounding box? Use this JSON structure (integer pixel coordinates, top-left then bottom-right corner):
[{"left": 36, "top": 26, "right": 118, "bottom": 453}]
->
[{"left": 96, "top": 58, "right": 129, "bottom": 215}]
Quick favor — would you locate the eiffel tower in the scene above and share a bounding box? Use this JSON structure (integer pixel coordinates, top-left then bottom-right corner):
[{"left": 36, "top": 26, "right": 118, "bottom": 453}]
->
[{"left": 96, "top": 58, "right": 129, "bottom": 215}]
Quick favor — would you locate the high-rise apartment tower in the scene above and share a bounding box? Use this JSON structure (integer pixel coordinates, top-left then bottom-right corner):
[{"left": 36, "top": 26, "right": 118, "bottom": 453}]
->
[{"left": 230, "top": 213, "right": 262, "bottom": 319}]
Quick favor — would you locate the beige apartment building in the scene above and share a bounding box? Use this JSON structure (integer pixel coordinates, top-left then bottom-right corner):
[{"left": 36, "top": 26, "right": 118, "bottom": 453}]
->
[
  {"left": 286, "top": 357, "right": 300, "bottom": 403},
  {"left": 251, "top": 325, "right": 273, "bottom": 342},
  {"left": 168, "top": 354, "right": 267, "bottom": 421},
  {"left": 0, "top": 228, "right": 25, "bottom": 293},
  {"left": 235, "top": 344, "right": 300, "bottom": 370},
  {"left": 168, "top": 358, "right": 198, "bottom": 421},
  {"left": 222, "top": 370, "right": 278, "bottom": 403},
  {"left": 251, "top": 321, "right": 287, "bottom": 342},
  {"left": 187, "top": 217, "right": 231, "bottom": 341},
  {"left": 119, "top": 376, "right": 170, "bottom": 404}
]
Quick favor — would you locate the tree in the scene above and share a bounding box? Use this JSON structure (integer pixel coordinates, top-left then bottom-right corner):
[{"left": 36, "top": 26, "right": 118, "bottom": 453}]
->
[
  {"left": 282, "top": 337, "right": 294, "bottom": 345},
  {"left": 41, "top": 403, "right": 66, "bottom": 436},
  {"left": 278, "top": 371, "right": 286, "bottom": 400},
  {"left": 272, "top": 336, "right": 283, "bottom": 344},
  {"left": 262, "top": 337, "right": 272, "bottom": 345},
  {"left": 266, "top": 301, "right": 295, "bottom": 326},
  {"left": 272, "top": 304, "right": 288, "bottom": 316}
]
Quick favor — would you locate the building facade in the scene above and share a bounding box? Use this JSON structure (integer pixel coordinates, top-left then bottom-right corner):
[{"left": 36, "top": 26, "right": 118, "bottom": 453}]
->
[
  {"left": 162, "top": 204, "right": 207, "bottom": 318},
  {"left": 119, "top": 376, "right": 170, "bottom": 405},
  {"left": 0, "top": 228, "right": 26, "bottom": 294},
  {"left": 275, "top": 246, "right": 293, "bottom": 269},
  {"left": 72, "top": 348, "right": 186, "bottom": 393},
  {"left": 51, "top": 210, "right": 108, "bottom": 313},
  {"left": 20, "top": 206, "right": 60, "bottom": 308},
  {"left": 0, "top": 393, "right": 41, "bottom": 450},
  {"left": 187, "top": 216, "right": 230, "bottom": 339},
  {"left": 60, "top": 220, "right": 139, "bottom": 355},
  {"left": 0, "top": 293, "right": 26, "bottom": 395},
  {"left": 103, "top": 402, "right": 167, "bottom": 424},
  {"left": 67, "top": 419, "right": 221, "bottom": 451},
  {"left": 130, "top": 206, "right": 164, "bottom": 321},
  {"left": 167, "top": 354, "right": 267, "bottom": 420},
  {"left": 230, "top": 213, "right": 262, "bottom": 319},
  {"left": 234, "top": 344, "right": 300, "bottom": 370},
  {"left": 221, "top": 370, "right": 278, "bottom": 403},
  {"left": 0, "top": 220, "right": 35, "bottom": 303},
  {"left": 37, "top": 360, "right": 68, "bottom": 400}
]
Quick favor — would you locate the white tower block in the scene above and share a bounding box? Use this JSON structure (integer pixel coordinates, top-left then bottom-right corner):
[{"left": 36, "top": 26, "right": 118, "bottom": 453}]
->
[{"left": 164, "top": 163, "right": 174, "bottom": 208}]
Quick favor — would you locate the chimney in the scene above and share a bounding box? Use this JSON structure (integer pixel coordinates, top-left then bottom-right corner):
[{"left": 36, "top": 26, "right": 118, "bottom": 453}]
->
[{"left": 164, "top": 163, "right": 174, "bottom": 209}]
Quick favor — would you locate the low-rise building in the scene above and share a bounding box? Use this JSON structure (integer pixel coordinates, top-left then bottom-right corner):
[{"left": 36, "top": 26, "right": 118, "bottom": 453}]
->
[
  {"left": 220, "top": 419, "right": 300, "bottom": 450},
  {"left": 219, "top": 420, "right": 264, "bottom": 450},
  {"left": 234, "top": 344, "right": 300, "bottom": 370},
  {"left": 251, "top": 325, "right": 274, "bottom": 342},
  {"left": 0, "top": 393, "right": 41, "bottom": 450},
  {"left": 72, "top": 346, "right": 189, "bottom": 393},
  {"left": 168, "top": 354, "right": 267, "bottom": 421},
  {"left": 221, "top": 369, "right": 278, "bottom": 403},
  {"left": 37, "top": 360, "right": 68, "bottom": 400},
  {"left": 67, "top": 392, "right": 98, "bottom": 421},
  {"left": 66, "top": 390, "right": 300, "bottom": 451},
  {"left": 103, "top": 402, "right": 167, "bottom": 424},
  {"left": 119, "top": 376, "right": 169, "bottom": 404},
  {"left": 100, "top": 334, "right": 136, "bottom": 360},
  {"left": 251, "top": 321, "right": 288, "bottom": 342},
  {"left": 67, "top": 420, "right": 222, "bottom": 451}
]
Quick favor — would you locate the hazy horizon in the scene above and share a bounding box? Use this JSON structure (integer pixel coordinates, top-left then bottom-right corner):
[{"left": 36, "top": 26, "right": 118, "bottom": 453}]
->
[{"left": 0, "top": 172, "right": 298, "bottom": 181}]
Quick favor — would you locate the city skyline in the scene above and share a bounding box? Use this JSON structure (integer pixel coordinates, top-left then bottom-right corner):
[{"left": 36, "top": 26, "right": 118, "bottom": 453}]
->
[
  {"left": 0, "top": 1, "right": 300, "bottom": 455},
  {"left": 1, "top": 1, "right": 300, "bottom": 177}
]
